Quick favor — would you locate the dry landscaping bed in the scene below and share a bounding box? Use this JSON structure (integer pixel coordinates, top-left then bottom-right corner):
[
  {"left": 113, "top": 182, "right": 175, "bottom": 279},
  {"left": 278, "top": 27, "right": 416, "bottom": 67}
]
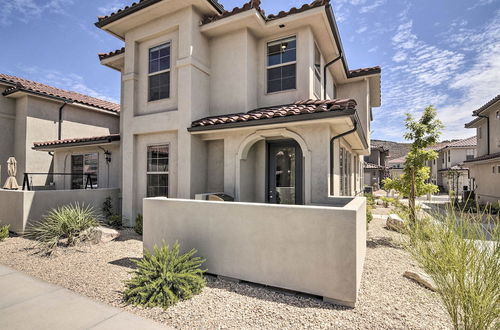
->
[{"left": 0, "top": 219, "right": 451, "bottom": 329}]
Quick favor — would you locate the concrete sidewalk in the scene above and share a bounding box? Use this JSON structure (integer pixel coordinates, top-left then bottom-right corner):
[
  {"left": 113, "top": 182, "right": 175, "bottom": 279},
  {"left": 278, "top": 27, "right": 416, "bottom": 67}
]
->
[{"left": 0, "top": 265, "right": 170, "bottom": 330}]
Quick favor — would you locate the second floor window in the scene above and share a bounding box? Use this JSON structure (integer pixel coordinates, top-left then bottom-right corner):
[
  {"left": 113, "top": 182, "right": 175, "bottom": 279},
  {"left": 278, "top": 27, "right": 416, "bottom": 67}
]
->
[
  {"left": 314, "top": 43, "right": 321, "bottom": 98},
  {"left": 466, "top": 149, "right": 475, "bottom": 160},
  {"left": 148, "top": 43, "right": 171, "bottom": 101},
  {"left": 267, "top": 37, "right": 296, "bottom": 93}
]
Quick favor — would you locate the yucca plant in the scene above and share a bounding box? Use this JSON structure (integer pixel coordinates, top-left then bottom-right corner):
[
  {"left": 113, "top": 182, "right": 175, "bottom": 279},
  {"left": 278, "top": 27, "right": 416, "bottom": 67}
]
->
[
  {"left": 24, "top": 203, "right": 100, "bottom": 254},
  {"left": 404, "top": 207, "right": 500, "bottom": 330},
  {"left": 124, "top": 242, "right": 206, "bottom": 308},
  {"left": 0, "top": 224, "right": 9, "bottom": 241}
]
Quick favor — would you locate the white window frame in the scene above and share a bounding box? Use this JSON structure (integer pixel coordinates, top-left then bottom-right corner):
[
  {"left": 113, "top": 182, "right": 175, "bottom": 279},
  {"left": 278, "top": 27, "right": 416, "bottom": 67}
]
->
[
  {"left": 146, "top": 144, "right": 169, "bottom": 197},
  {"left": 266, "top": 35, "right": 297, "bottom": 94},
  {"left": 313, "top": 42, "right": 321, "bottom": 99},
  {"left": 148, "top": 42, "right": 171, "bottom": 102}
]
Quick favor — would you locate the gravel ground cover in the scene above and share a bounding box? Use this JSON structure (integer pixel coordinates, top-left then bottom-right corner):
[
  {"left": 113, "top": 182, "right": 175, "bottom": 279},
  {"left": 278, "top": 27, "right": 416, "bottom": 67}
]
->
[{"left": 0, "top": 220, "right": 451, "bottom": 329}]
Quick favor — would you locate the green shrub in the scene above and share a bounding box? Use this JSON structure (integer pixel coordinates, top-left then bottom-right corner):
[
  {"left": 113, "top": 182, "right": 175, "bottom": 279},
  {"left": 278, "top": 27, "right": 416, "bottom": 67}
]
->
[
  {"left": 106, "top": 214, "right": 123, "bottom": 229},
  {"left": 0, "top": 224, "right": 9, "bottom": 241},
  {"left": 404, "top": 208, "right": 500, "bottom": 330},
  {"left": 102, "top": 196, "right": 114, "bottom": 219},
  {"left": 124, "top": 242, "right": 206, "bottom": 308},
  {"left": 366, "top": 204, "right": 373, "bottom": 225},
  {"left": 25, "top": 203, "right": 100, "bottom": 254},
  {"left": 134, "top": 214, "right": 143, "bottom": 235}
]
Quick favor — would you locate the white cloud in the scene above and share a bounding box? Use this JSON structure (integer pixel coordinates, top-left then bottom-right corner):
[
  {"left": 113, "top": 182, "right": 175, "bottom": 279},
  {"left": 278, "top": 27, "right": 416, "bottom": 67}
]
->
[
  {"left": 17, "top": 65, "right": 118, "bottom": 103},
  {"left": 392, "top": 51, "right": 407, "bottom": 62},
  {"left": 355, "top": 26, "right": 368, "bottom": 34},
  {"left": 98, "top": 0, "right": 130, "bottom": 15},
  {"left": 0, "top": 0, "right": 73, "bottom": 25},
  {"left": 468, "top": 0, "right": 495, "bottom": 10},
  {"left": 360, "top": 0, "right": 386, "bottom": 13}
]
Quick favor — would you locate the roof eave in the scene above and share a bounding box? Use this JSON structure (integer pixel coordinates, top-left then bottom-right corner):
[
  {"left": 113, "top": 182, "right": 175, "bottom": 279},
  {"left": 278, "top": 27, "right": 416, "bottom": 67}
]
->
[{"left": 33, "top": 136, "right": 121, "bottom": 151}]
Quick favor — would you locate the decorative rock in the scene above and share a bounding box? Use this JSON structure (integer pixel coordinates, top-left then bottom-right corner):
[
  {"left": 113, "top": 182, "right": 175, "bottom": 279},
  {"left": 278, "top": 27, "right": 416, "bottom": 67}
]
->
[
  {"left": 91, "top": 226, "right": 120, "bottom": 244},
  {"left": 403, "top": 271, "right": 437, "bottom": 291},
  {"left": 386, "top": 214, "right": 405, "bottom": 232},
  {"left": 375, "top": 199, "right": 384, "bottom": 206}
]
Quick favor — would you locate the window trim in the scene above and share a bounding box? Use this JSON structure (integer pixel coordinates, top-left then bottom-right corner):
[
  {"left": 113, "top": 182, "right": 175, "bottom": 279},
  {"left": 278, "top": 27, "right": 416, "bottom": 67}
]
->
[
  {"left": 265, "top": 35, "right": 298, "bottom": 95},
  {"left": 313, "top": 42, "right": 321, "bottom": 99},
  {"left": 148, "top": 42, "right": 171, "bottom": 102},
  {"left": 146, "top": 143, "right": 170, "bottom": 198}
]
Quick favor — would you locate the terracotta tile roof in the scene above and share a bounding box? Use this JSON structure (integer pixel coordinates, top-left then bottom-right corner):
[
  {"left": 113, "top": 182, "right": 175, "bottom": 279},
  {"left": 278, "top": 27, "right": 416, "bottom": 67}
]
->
[
  {"left": 349, "top": 66, "right": 381, "bottom": 77},
  {"left": 473, "top": 94, "right": 500, "bottom": 115},
  {"left": 0, "top": 73, "right": 120, "bottom": 113},
  {"left": 202, "top": 0, "right": 328, "bottom": 24},
  {"left": 444, "top": 136, "right": 477, "bottom": 148},
  {"left": 95, "top": 0, "right": 224, "bottom": 28},
  {"left": 190, "top": 98, "right": 356, "bottom": 129},
  {"left": 388, "top": 155, "right": 406, "bottom": 164},
  {"left": 464, "top": 151, "right": 500, "bottom": 163},
  {"left": 33, "top": 134, "right": 120, "bottom": 149},
  {"left": 371, "top": 144, "right": 389, "bottom": 152},
  {"left": 98, "top": 47, "right": 125, "bottom": 60},
  {"left": 426, "top": 142, "right": 451, "bottom": 151}
]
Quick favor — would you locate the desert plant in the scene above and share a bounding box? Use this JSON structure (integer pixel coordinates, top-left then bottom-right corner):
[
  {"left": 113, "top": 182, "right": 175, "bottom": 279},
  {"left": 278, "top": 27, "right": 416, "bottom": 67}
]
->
[
  {"left": 404, "top": 208, "right": 500, "bottom": 330},
  {"left": 124, "top": 242, "right": 206, "bottom": 308},
  {"left": 134, "top": 214, "right": 143, "bottom": 235},
  {"left": 24, "top": 203, "right": 100, "bottom": 253},
  {"left": 383, "top": 106, "right": 442, "bottom": 223},
  {"left": 0, "top": 224, "right": 9, "bottom": 241},
  {"left": 106, "top": 214, "right": 123, "bottom": 229},
  {"left": 102, "top": 196, "right": 114, "bottom": 219}
]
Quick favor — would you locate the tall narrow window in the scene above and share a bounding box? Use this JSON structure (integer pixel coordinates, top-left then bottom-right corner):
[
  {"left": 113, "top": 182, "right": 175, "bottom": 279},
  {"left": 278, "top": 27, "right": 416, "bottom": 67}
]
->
[
  {"left": 478, "top": 127, "right": 482, "bottom": 139},
  {"left": 71, "top": 153, "right": 98, "bottom": 189},
  {"left": 267, "top": 37, "right": 296, "bottom": 93},
  {"left": 147, "top": 145, "right": 169, "bottom": 197},
  {"left": 313, "top": 43, "right": 321, "bottom": 98},
  {"left": 148, "top": 43, "right": 171, "bottom": 101},
  {"left": 339, "top": 147, "right": 344, "bottom": 196}
]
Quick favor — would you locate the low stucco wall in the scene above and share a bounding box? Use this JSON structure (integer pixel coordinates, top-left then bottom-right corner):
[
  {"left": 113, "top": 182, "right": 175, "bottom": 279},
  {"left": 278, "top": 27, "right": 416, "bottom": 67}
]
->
[
  {"left": 143, "top": 197, "right": 367, "bottom": 307},
  {"left": 0, "top": 188, "right": 120, "bottom": 233}
]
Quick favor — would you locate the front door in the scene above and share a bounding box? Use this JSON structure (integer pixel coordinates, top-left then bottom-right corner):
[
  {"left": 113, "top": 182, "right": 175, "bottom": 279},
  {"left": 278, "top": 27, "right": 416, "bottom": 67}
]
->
[{"left": 267, "top": 140, "right": 303, "bottom": 204}]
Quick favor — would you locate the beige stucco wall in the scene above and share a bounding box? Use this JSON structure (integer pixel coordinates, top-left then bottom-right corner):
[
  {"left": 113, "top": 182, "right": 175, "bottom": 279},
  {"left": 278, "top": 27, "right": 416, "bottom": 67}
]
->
[
  {"left": 337, "top": 80, "right": 370, "bottom": 143},
  {"left": 143, "top": 197, "right": 366, "bottom": 307},
  {"left": 0, "top": 85, "right": 16, "bottom": 184},
  {"left": 469, "top": 161, "right": 500, "bottom": 204},
  {"left": 0, "top": 188, "right": 120, "bottom": 233},
  {"left": 117, "top": 5, "right": 373, "bottom": 224},
  {"left": 476, "top": 102, "right": 500, "bottom": 157}
]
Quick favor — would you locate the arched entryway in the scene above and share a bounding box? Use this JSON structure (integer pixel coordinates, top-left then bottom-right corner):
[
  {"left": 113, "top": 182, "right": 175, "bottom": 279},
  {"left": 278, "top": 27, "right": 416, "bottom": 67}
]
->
[{"left": 235, "top": 128, "right": 311, "bottom": 204}]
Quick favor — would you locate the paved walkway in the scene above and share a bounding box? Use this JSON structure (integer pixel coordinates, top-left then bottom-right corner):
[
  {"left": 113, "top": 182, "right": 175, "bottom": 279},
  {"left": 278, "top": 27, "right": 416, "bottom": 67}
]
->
[{"left": 0, "top": 265, "right": 170, "bottom": 330}]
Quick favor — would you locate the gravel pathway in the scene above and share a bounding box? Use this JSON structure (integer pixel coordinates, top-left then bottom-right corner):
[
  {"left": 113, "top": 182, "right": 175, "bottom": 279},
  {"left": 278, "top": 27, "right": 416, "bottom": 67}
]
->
[{"left": 0, "top": 221, "right": 451, "bottom": 329}]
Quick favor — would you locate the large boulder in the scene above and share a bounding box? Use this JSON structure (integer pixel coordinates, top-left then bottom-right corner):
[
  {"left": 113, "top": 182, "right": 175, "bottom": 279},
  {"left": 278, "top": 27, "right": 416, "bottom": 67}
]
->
[
  {"left": 403, "top": 271, "right": 437, "bottom": 291},
  {"left": 90, "top": 226, "right": 120, "bottom": 244},
  {"left": 386, "top": 214, "right": 405, "bottom": 232}
]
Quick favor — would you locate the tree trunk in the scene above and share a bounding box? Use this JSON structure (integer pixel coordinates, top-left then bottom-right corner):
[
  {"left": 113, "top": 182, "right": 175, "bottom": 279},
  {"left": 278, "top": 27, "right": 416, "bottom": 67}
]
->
[{"left": 409, "top": 168, "right": 416, "bottom": 223}]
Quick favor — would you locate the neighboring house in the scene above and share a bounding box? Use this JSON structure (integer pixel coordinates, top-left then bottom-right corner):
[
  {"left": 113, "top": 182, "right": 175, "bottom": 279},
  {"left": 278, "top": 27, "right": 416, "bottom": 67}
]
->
[
  {"left": 437, "top": 136, "right": 476, "bottom": 195},
  {"left": 388, "top": 155, "right": 405, "bottom": 179},
  {"left": 465, "top": 94, "right": 500, "bottom": 204},
  {"left": 426, "top": 142, "right": 449, "bottom": 186},
  {"left": 95, "top": 0, "right": 382, "bottom": 224},
  {"left": 363, "top": 145, "right": 389, "bottom": 189},
  {"left": 0, "top": 74, "right": 120, "bottom": 190}
]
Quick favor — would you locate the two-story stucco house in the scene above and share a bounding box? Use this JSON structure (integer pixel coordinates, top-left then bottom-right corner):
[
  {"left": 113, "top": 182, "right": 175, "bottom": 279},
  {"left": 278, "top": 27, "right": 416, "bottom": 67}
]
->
[
  {"left": 0, "top": 74, "right": 120, "bottom": 190},
  {"left": 363, "top": 144, "right": 388, "bottom": 190},
  {"left": 436, "top": 136, "right": 476, "bottom": 195},
  {"left": 94, "top": 0, "right": 381, "bottom": 224},
  {"left": 465, "top": 94, "right": 500, "bottom": 204}
]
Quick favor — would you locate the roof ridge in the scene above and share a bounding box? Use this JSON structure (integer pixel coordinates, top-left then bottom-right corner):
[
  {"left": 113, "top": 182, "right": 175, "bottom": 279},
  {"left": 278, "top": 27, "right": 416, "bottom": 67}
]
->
[{"left": 0, "top": 73, "right": 120, "bottom": 113}]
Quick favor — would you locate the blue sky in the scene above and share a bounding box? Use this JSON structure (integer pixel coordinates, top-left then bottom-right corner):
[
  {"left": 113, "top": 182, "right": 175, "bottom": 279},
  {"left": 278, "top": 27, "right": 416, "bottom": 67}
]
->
[{"left": 0, "top": 0, "right": 499, "bottom": 142}]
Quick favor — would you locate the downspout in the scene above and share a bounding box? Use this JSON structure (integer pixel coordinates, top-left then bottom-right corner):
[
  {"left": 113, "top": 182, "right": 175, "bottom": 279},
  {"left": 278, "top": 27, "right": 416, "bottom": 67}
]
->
[
  {"left": 329, "top": 118, "right": 358, "bottom": 195},
  {"left": 58, "top": 102, "right": 68, "bottom": 140},
  {"left": 323, "top": 54, "right": 342, "bottom": 99},
  {"left": 477, "top": 114, "right": 490, "bottom": 154}
]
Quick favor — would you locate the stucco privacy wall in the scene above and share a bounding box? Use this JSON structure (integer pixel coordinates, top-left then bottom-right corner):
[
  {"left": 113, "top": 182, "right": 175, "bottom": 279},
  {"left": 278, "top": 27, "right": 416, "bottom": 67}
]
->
[
  {"left": 143, "top": 197, "right": 367, "bottom": 307},
  {"left": 0, "top": 188, "right": 119, "bottom": 233},
  {"left": 470, "top": 161, "right": 500, "bottom": 204}
]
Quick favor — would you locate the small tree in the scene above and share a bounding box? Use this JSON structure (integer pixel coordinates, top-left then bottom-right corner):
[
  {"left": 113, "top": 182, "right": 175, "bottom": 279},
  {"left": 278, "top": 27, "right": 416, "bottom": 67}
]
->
[{"left": 383, "top": 106, "right": 443, "bottom": 223}]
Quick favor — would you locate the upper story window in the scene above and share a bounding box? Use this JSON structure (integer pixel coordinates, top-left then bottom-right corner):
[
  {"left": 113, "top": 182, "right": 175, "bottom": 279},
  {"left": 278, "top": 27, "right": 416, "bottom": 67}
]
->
[
  {"left": 496, "top": 110, "right": 499, "bottom": 119},
  {"left": 313, "top": 43, "right": 321, "bottom": 98},
  {"left": 448, "top": 150, "right": 451, "bottom": 162},
  {"left": 478, "top": 127, "right": 482, "bottom": 139},
  {"left": 267, "top": 37, "right": 296, "bottom": 93},
  {"left": 466, "top": 149, "right": 475, "bottom": 160},
  {"left": 148, "top": 43, "right": 171, "bottom": 102}
]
